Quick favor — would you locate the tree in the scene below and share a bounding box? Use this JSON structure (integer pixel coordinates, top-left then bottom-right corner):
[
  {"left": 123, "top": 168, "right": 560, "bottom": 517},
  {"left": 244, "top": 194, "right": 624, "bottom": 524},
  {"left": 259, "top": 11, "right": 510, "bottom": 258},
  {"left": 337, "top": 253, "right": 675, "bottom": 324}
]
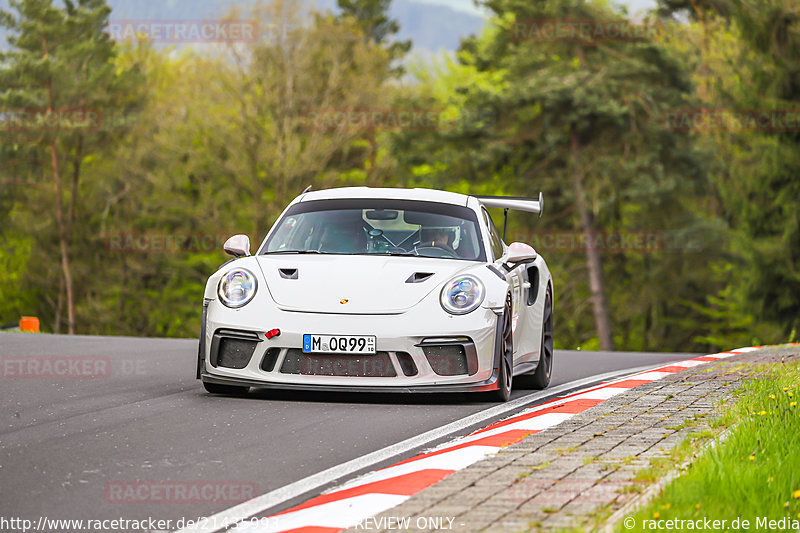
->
[
  {"left": 659, "top": 0, "right": 800, "bottom": 340},
  {"left": 395, "top": 0, "right": 706, "bottom": 351},
  {"left": 60, "top": 0, "right": 396, "bottom": 338},
  {"left": 337, "top": 0, "right": 411, "bottom": 61},
  {"left": 335, "top": 0, "right": 410, "bottom": 184},
  {"left": 0, "top": 0, "right": 144, "bottom": 333},
  {"left": 657, "top": 0, "right": 733, "bottom": 20},
  {"left": 223, "top": 1, "right": 392, "bottom": 231}
]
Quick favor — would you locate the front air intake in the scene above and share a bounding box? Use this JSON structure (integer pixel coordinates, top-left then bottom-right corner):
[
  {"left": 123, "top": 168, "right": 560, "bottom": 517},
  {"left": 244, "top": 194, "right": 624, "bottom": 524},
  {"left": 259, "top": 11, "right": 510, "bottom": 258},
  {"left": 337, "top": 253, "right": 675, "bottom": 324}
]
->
[
  {"left": 209, "top": 329, "right": 261, "bottom": 369},
  {"left": 423, "top": 345, "right": 469, "bottom": 376},
  {"left": 418, "top": 338, "right": 479, "bottom": 376},
  {"left": 280, "top": 349, "right": 397, "bottom": 377},
  {"left": 217, "top": 338, "right": 257, "bottom": 369}
]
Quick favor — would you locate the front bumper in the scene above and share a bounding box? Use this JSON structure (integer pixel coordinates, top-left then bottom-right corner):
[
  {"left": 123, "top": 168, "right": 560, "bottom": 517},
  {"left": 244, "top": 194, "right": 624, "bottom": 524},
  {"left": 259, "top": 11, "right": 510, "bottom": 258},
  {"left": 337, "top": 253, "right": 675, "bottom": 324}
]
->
[
  {"left": 201, "top": 297, "right": 501, "bottom": 392},
  {"left": 200, "top": 369, "right": 502, "bottom": 393}
]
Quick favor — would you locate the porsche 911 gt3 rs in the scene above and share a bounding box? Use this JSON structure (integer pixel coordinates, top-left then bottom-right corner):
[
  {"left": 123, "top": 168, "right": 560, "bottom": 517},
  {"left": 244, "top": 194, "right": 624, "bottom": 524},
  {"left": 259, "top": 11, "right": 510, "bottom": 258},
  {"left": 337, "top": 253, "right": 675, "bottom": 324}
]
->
[{"left": 197, "top": 187, "right": 553, "bottom": 401}]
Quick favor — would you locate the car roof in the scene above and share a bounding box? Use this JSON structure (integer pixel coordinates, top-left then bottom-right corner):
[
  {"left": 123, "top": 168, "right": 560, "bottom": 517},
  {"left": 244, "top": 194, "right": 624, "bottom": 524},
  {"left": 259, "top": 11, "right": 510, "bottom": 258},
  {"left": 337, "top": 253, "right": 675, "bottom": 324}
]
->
[{"left": 298, "top": 187, "right": 471, "bottom": 206}]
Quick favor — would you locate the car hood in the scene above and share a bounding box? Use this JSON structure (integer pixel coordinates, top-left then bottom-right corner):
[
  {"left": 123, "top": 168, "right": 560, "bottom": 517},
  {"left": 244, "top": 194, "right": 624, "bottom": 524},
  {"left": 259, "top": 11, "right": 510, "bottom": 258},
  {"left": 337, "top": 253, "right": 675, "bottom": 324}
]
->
[{"left": 255, "top": 255, "right": 476, "bottom": 314}]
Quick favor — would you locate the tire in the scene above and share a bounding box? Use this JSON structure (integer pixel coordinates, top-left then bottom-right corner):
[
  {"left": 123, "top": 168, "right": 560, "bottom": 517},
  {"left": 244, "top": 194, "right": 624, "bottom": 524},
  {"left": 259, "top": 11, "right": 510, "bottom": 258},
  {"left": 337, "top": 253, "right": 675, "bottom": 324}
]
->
[
  {"left": 202, "top": 381, "right": 249, "bottom": 395},
  {"left": 527, "top": 285, "right": 553, "bottom": 390},
  {"left": 492, "top": 294, "right": 514, "bottom": 402}
]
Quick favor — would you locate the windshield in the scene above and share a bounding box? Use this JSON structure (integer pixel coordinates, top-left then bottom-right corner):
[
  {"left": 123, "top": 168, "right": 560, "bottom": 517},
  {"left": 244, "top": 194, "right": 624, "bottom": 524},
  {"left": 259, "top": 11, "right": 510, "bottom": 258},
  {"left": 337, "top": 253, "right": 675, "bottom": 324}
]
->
[{"left": 262, "top": 199, "right": 486, "bottom": 261}]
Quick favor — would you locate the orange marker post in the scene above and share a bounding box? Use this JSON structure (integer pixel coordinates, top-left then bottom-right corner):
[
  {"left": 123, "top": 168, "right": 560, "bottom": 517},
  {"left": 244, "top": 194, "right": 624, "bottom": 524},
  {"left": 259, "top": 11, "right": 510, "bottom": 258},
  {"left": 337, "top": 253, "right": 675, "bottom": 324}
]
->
[{"left": 19, "top": 316, "right": 40, "bottom": 333}]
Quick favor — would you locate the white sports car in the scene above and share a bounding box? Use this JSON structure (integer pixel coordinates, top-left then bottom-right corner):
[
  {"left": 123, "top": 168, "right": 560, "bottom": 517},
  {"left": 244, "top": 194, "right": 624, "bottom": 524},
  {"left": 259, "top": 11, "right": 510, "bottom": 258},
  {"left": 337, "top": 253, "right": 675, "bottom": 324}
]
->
[{"left": 197, "top": 187, "right": 553, "bottom": 401}]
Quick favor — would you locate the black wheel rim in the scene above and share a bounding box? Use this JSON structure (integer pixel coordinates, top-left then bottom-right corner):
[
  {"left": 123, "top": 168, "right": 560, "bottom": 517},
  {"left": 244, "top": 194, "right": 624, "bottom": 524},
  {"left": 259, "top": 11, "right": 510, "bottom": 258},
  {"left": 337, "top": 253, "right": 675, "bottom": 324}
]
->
[{"left": 541, "top": 290, "right": 553, "bottom": 379}]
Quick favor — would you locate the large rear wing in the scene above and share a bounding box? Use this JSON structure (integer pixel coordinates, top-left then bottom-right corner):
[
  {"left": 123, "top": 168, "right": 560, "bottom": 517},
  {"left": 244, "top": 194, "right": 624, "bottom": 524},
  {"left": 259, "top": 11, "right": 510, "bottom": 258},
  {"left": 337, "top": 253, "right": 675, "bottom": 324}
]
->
[
  {"left": 474, "top": 193, "right": 544, "bottom": 240},
  {"left": 474, "top": 193, "right": 543, "bottom": 217}
]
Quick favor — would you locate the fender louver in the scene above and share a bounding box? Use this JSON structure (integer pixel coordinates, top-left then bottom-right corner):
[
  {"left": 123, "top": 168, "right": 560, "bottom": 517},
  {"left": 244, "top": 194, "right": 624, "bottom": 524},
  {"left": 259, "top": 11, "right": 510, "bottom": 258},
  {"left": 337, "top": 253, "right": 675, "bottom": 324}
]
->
[
  {"left": 279, "top": 268, "right": 298, "bottom": 280},
  {"left": 405, "top": 272, "right": 434, "bottom": 284}
]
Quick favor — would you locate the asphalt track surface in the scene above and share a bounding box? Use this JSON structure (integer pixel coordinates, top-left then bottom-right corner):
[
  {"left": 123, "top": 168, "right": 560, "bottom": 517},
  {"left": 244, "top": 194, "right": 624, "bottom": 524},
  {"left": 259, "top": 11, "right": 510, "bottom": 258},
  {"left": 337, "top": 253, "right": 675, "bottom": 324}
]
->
[{"left": 0, "top": 333, "right": 694, "bottom": 528}]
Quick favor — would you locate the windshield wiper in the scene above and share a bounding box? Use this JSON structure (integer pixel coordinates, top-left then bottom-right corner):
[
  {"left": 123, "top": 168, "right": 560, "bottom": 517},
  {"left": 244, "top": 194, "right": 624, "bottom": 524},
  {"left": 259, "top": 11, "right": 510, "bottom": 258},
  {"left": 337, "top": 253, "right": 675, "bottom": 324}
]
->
[
  {"left": 353, "top": 251, "right": 420, "bottom": 257},
  {"left": 261, "top": 250, "right": 330, "bottom": 255}
]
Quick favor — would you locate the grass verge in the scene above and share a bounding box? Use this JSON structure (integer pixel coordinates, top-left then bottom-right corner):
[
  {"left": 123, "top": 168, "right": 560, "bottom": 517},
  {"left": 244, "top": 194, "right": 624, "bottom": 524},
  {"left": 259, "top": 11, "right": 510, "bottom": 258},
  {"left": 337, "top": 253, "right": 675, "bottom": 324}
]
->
[{"left": 616, "top": 361, "right": 800, "bottom": 531}]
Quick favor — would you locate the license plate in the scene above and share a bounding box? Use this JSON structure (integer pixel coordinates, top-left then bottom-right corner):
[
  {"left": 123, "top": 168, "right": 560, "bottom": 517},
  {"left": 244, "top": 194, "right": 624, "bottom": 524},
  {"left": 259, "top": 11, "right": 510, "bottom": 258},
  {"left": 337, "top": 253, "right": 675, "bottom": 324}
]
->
[{"left": 302, "top": 334, "right": 376, "bottom": 354}]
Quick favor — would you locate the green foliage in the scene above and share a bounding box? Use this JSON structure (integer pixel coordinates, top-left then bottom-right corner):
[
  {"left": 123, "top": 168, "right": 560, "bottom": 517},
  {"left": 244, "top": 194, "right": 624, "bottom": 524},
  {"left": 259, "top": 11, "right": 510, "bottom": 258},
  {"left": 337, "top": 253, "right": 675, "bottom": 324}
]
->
[
  {"left": 660, "top": 3, "right": 800, "bottom": 341},
  {"left": 0, "top": 0, "right": 146, "bottom": 333},
  {"left": 0, "top": 232, "right": 36, "bottom": 324},
  {"left": 392, "top": 0, "right": 724, "bottom": 351},
  {"left": 0, "top": 0, "right": 394, "bottom": 337},
  {"left": 337, "top": 0, "right": 411, "bottom": 62}
]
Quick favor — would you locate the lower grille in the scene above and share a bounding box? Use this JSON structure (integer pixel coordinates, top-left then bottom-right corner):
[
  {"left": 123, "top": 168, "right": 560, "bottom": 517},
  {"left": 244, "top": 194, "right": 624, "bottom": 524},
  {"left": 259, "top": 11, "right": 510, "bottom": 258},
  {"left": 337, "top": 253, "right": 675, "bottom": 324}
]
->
[
  {"left": 280, "top": 349, "right": 397, "bottom": 377},
  {"left": 216, "top": 338, "right": 257, "bottom": 369},
  {"left": 423, "top": 345, "right": 469, "bottom": 376}
]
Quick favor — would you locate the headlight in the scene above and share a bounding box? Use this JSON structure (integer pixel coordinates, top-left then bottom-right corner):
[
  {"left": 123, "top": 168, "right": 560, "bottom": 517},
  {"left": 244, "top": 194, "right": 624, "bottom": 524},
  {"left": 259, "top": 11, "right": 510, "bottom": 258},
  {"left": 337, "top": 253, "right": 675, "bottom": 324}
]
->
[
  {"left": 440, "top": 275, "right": 485, "bottom": 315},
  {"left": 218, "top": 269, "right": 258, "bottom": 308}
]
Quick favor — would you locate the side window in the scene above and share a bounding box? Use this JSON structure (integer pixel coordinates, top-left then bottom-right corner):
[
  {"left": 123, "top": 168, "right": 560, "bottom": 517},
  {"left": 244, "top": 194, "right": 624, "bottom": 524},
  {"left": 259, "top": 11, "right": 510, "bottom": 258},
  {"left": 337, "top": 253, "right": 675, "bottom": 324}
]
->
[{"left": 482, "top": 209, "right": 505, "bottom": 260}]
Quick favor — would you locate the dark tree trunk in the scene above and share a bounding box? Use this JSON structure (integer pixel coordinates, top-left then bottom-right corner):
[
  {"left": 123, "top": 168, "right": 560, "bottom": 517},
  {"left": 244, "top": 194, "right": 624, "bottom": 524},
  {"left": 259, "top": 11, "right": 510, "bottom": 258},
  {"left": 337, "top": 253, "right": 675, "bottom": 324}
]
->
[
  {"left": 50, "top": 138, "right": 75, "bottom": 335},
  {"left": 367, "top": 129, "right": 378, "bottom": 185},
  {"left": 571, "top": 132, "right": 614, "bottom": 351}
]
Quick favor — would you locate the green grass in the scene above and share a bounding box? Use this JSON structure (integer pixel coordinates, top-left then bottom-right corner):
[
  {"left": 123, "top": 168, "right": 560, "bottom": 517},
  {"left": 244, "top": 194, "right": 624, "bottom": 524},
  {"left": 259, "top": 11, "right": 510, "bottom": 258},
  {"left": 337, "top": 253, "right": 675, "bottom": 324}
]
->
[{"left": 617, "top": 362, "right": 800, "bottom": 531}]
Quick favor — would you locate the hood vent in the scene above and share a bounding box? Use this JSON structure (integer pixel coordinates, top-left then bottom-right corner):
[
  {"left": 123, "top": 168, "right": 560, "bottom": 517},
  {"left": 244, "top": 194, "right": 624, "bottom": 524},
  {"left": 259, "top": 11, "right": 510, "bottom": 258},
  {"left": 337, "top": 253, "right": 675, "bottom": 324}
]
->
[
  {"left": 279, "top": 268, "right": 299, "bottom": 280},
  {"left": 405, "top": 272, "right": 434, "bottom": 284}
]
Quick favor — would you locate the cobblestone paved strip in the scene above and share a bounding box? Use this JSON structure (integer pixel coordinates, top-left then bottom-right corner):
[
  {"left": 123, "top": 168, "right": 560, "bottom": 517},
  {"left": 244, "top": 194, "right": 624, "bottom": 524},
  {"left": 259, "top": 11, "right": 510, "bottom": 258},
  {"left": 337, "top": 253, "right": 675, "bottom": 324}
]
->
[{"left": 347, "top": 346, "right": 799, "bottom": 533}]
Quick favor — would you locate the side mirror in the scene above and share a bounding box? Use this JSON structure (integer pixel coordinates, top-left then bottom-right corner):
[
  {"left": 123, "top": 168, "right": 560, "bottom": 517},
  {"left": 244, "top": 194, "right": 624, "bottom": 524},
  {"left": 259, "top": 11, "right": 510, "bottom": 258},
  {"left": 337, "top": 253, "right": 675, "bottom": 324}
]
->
[
  {"left": 505, "top": 242, "right": 538, "bottom": 265},
  {"left": 223, "top": 234, "right": 251, "bottom": 258}
]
